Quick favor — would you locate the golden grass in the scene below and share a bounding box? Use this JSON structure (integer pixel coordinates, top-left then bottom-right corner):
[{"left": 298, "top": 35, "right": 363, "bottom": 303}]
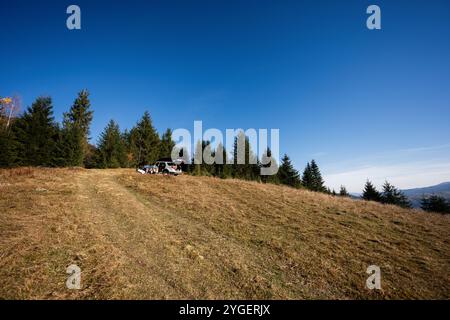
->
[{"left": 0, "top": 168, "right": 449, "bottom": 299}]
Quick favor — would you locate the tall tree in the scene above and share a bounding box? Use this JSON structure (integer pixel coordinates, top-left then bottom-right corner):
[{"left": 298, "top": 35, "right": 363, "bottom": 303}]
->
[
  {"left": 421, "top": 195, "right": 450, "bottom": 214},
  {"left": 159, "top": 128, "right": 175, "bottom": 159},
  {"left": 309, "top": 160, "right": 326, "bottom": 192},
  {"left": 380, "top": 181, "right": 411, "bottom": 208},
  {"left": 13, "top": 97, "right": 59, "bottom": 166},
  {"left": 214, "top": 142, "right": 232, "bottom": 178},
  {"left": 260, "top": 147, "right": 279, "bottom": 184},
  {"left": 362, "top": 180, "right": 382, "bottom": 202},
  {"left": 232, "top": 132, "right": 259, "bottom": 180},
  {"left": 59, "top": 120, "right": 84, "bottom": 166},
  {"left": 128, "top": 111, "right": 160, "bottom": 166},
  {"left": 96, "top": 120, "right": 127, "bottom": 168},
  {"left": 277, "top": 154, "right": 301, "bottom": 188},
  {"left": 63, "top": 90, "right": 93, "bottom": 165},
  {"left": 303, "top": 160, "right": 326, "bottom": 192},
  {"left": 192, "top": 139, "right": 204, "bottom": 176},
  {"left": 302, "top": 162, "right": 313, "bottom": 189}
]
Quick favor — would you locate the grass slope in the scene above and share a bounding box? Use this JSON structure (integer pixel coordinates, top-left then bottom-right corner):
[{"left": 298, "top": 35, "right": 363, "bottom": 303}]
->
[{"left": 0, "top": 168, "right": 449, "bottom": 299}]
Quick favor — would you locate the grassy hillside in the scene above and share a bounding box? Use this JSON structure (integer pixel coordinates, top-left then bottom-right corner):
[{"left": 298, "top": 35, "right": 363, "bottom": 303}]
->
[{"left": 0, "top": 168, "right": 449, "bottom": 299}]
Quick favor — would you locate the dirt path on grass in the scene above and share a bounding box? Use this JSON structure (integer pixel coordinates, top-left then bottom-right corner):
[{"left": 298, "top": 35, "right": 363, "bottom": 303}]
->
[{"left": 70, "top": 170, "right": 278, "bottom": 299}]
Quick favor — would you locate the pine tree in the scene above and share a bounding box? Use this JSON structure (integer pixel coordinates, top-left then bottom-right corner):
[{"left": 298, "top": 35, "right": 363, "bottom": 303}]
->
[
  {"left": 260, "top": 148, "right": 279, "bottom": 184},
  {"left": 302, "top": 162, "right": 313, "bottom": 189},
  {"left": 420, "top": 195, "right": 450, "bottom": 214},
  {"left": 13, "top": 97, "right": 59, "bottom": 166},
  {"left": 362, "top": 180, "right": 382, "bottom": 202},
  {"left": 232, "top": 132, "right": 259, "bottom": 180},
  {"left": 159, "top": 128, "right": 175, "bottom": 159},
  {"left": 214, "top": 142, "right": 232, "bottom": 178},
  {"left": 63, "top": 90, "right": 93, "bottom": 165},
  {"left": 192, "top": 139, "right": 203, "bottom": 176},
  {"left": 309, "top": 159, "right": 326, "bottom": 192},
  {"left": 380, "top": 181, "right": 411, "bottom": 209},
  {"left": 339, "top": 185, "right": 350, "bottom": 197},
  {"left": 0, "top": 128, "right": 18, "bottom": 167},
  {"left": 201, "top": 140, "right": 215, "bottom": 176},
  {"left": 302, "top": 160, "right": 326, "bottom": 192},
  {"left": 277, "top": 154, "right": 301, "bottom": 188},
  {"left": 128, "top": 111, "right": 160, "bottom": 166},
  {"left": 59, "top": 121, "right": 84, "bottom": 166},
  {"left": 96, "top": 120, "right": 127, "bottom": 168}
]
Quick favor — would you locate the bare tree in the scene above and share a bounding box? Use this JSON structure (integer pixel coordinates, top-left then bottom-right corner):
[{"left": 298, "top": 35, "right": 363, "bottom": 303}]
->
[{"left": 0, "top": 95, "right": 21, "bottom": 130}]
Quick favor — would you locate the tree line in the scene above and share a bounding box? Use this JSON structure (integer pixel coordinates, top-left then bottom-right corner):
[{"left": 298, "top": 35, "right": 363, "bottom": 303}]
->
[
  {"left": 2, "top": 91, "right": 448, "bottom": 214},
  {"left": 0, "top": 91, "right": 174, "bottom": 169},
  {"left": 0, "top": 91, "right": 333, "bottom": 192}
]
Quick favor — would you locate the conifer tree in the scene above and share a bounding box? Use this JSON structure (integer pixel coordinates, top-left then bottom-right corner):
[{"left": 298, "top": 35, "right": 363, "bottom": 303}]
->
[
  {"left": 260, "top": 147, "right": 279, "bottom": 184},
  {"left": 159, "top": 128, "right": 175, "bottom": 159},
  {"left": 214, "top": 142, "right": 232, "bottom": 178},
  {"left": 380, "top": 181, "right": 411, "bottom": 208},
  {"left": 362, "top": 180, "right": 382, "bottom": 202},
  {"left": 302, "top": 162, "right": 313, "bottom": 189},
  {"left": 96, "top": 120, "right": 127, "bottom": 168},
  {"left": 192, "top": 139, "right": 203, "bottom": 176},
  {"left": 421, "top": 195, "right": 450, "bottom": 214},
  {"left": 302, "top": 160, "right": 326, "bottom": 192},
  {"left": 232, "top": 132, "right": 259, "bottom": 180},
  {"left": 60, "top": 121, "right": 84, "bottom": 166},
  {"left": 277, "top": 154, "right": 301, "bottom": 188},
  {"left": 128, "top": 111, "right": 160, "bottom": 166},
  {"left": 309, "top": 159, "right": 326, "bottom": 192},
  {"left": 63, "top": 90, "right": 93, "bottom": 165},
  {"left": 13, "top": 97, "right": 59, "bottom": 166}
]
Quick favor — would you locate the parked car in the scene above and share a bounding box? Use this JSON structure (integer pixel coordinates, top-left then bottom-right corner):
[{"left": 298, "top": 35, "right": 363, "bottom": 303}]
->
[{"left": 155, "top": 161, "right": 182, "bottom": 175}]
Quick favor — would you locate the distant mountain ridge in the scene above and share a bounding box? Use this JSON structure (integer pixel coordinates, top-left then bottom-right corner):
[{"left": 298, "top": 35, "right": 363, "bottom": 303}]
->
[
  {"left": 349, "top": 182, "right": 450, "bottom": 208},
  {"left": 402, "top": 182, "right": 450, "bottom": 208}
]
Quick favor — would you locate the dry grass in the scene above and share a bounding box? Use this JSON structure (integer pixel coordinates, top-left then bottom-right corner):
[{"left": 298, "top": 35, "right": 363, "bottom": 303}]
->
[{"left": 0, "top": 168, "right": 449, "bottom": 299}]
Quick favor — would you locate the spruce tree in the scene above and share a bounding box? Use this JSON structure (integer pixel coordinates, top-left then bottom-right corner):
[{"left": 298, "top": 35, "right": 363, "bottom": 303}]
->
[
  {"left": 201, "top": 140, "right": 214, "bottom": 176},
  {"left": 13, "top": 97, "right": 59, "bottom": 166},
  {"left": 277, "top": 154, "right": 301, "bottom": 188},
  {"left": 362, "top": 180, "right": 382, "bottom": 202},
  {"left": 380, "top": 181, "right": 412, "bottom": 209},
  {"left": 63, "top": 90, "right": 93, "bottom": 165},
  {"left": 129, "top": 111, "right": 160, "bottom": 166},
  {"left": 214, "top": 142, "right": 232, "bottom": 178},
  {"left": 59, "top": 121, "right": 84, "bottom": 166},
  {"left": 420, "top": 195, "right": 450, "bottom": 214},
  {"left": 159, "top": 128, "right": 175, "bottom": 159},
  {"left": 302, "top": 162, "right": 313, "bottom": 189},
  {"left": 96, "top": 120, "right": 127, "bottom": 168},
  {"left": 192, "top": 139, "right": 203, "bottom": 176},
  {"left": 260, "top": 147, "right": 279, "bottom": 184},
  {"left": 232, "top": 132, "right": 259, "bottom": 180},
  {"left": 309, "top": 159, "right": 326, "bottom": 192}
]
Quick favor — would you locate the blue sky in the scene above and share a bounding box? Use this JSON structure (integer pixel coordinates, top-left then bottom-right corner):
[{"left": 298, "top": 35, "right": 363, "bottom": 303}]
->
[{"left": 1, "top": 0, "right": 450, "bottom": 192}]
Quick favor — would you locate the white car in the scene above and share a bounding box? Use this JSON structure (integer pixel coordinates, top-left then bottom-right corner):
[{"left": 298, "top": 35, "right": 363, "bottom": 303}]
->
[{"left": 155, "top": 161, "right": 182, "bottom": 175}]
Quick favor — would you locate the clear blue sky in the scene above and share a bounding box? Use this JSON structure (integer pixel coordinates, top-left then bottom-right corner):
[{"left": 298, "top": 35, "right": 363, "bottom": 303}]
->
[{"left": 1, "top": 0, "right": 450, "bottom": 191}]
